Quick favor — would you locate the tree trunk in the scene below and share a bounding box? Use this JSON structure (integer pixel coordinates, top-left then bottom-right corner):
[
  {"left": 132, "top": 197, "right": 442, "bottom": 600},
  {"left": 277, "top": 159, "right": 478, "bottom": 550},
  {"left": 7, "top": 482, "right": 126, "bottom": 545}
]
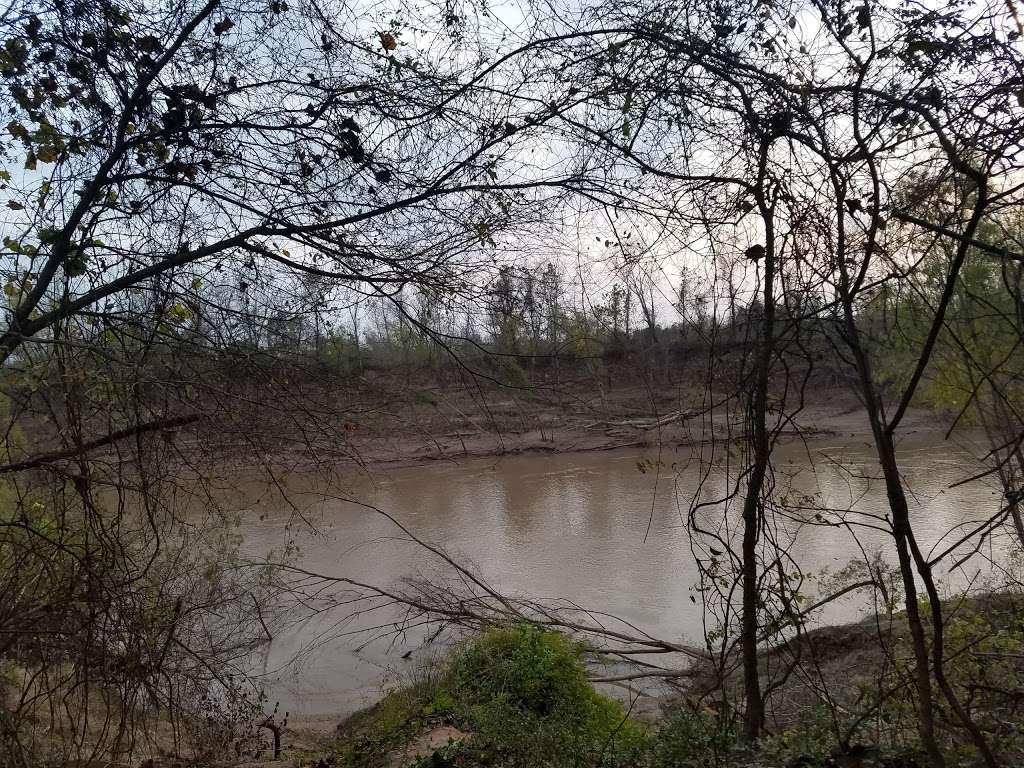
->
[{"left": 740, "top": 144, "right": 775, "bottom": 741}]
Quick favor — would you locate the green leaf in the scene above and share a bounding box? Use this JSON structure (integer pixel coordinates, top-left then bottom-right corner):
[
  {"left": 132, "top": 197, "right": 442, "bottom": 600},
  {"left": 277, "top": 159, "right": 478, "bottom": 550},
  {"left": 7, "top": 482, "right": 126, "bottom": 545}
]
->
[{"left": 169, "top": 304, "right": 193, "bottom": 323}]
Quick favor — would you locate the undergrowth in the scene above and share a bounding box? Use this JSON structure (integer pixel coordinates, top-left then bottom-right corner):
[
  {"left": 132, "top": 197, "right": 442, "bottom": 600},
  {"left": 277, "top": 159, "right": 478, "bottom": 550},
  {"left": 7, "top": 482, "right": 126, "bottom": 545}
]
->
[
  {"left": 326, "top": 624, "right": 647, "bottom": 768},
  {"left": 319, "top": 612, "right": 1024, "bottom": 768}
]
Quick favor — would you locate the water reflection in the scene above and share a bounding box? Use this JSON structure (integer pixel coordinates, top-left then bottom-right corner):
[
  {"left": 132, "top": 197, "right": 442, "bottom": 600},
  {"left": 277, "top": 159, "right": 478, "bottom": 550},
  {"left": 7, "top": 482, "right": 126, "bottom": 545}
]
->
[{"left": 236, "top": 432, "right": 1010, "bottom": 716}]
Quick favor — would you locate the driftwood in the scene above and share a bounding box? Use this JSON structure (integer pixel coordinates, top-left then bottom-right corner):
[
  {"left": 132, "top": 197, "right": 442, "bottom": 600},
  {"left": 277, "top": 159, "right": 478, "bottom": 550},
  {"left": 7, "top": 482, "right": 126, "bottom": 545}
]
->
[{"left": 583, "top": 410, "right": 697, "bottom": 432}]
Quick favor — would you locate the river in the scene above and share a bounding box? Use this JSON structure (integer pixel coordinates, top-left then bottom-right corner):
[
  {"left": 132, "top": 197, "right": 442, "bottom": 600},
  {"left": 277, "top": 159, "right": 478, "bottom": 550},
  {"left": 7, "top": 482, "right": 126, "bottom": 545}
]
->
[{"left": 235, "top": 431, "right": 1012, "bottom": 718}]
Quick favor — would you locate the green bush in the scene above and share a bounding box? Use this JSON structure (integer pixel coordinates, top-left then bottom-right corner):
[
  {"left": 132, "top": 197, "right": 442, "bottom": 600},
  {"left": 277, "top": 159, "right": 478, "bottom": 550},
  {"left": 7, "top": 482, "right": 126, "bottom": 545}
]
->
[
  {"left": 450, "top": 624, "right": 594, "bottom": 717},
  {"left": 447, "top": 623, "right": 647, "bottom": 767},
  {"left": 330, "top": 624, "right": 649, "bottom": 768}
]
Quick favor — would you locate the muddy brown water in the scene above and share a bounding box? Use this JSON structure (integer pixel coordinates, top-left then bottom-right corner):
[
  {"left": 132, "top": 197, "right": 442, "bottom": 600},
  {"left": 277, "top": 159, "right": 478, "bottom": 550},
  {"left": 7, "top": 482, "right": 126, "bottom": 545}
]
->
[{"left": 234, "top": 432, "right": 1012, "bottom": 718}]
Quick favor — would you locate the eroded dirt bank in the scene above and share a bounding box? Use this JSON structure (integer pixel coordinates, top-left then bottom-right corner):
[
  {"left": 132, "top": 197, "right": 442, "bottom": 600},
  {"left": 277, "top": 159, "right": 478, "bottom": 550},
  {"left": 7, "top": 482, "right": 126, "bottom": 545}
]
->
[{"left": 306, "top": 378, "right": 941, "bottom": 467}]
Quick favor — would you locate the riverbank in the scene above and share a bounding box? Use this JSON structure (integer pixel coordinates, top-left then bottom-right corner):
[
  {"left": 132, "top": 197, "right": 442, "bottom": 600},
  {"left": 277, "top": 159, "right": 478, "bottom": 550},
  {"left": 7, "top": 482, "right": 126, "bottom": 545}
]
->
[
  {"left": 300, "top": 380, "right": 942, "bottom": 467},
  {"left": 242, "top": 592, "right": 1024, "bottom": 768},
  {"left": 230, "top": 427, "right": 1000, "bottom": 751}
]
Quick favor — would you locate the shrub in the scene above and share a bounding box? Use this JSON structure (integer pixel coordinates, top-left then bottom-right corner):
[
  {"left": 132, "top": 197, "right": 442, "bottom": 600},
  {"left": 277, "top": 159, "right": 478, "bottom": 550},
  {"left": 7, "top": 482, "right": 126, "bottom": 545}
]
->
[
  {"left": 446, "top": 624, "right": 646, "bottom": 767},
  {"left": 329, "top": 624, "right": 649, "bottom": 768},
  {"left": 649, "top": 704, "right": 740, "bottom": 768},
  {"left": 450, "top": 624, "right": 594, "bottom": 717},
  {"left": 331, "top": 685, "right": 438, "bottom": 768}
]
